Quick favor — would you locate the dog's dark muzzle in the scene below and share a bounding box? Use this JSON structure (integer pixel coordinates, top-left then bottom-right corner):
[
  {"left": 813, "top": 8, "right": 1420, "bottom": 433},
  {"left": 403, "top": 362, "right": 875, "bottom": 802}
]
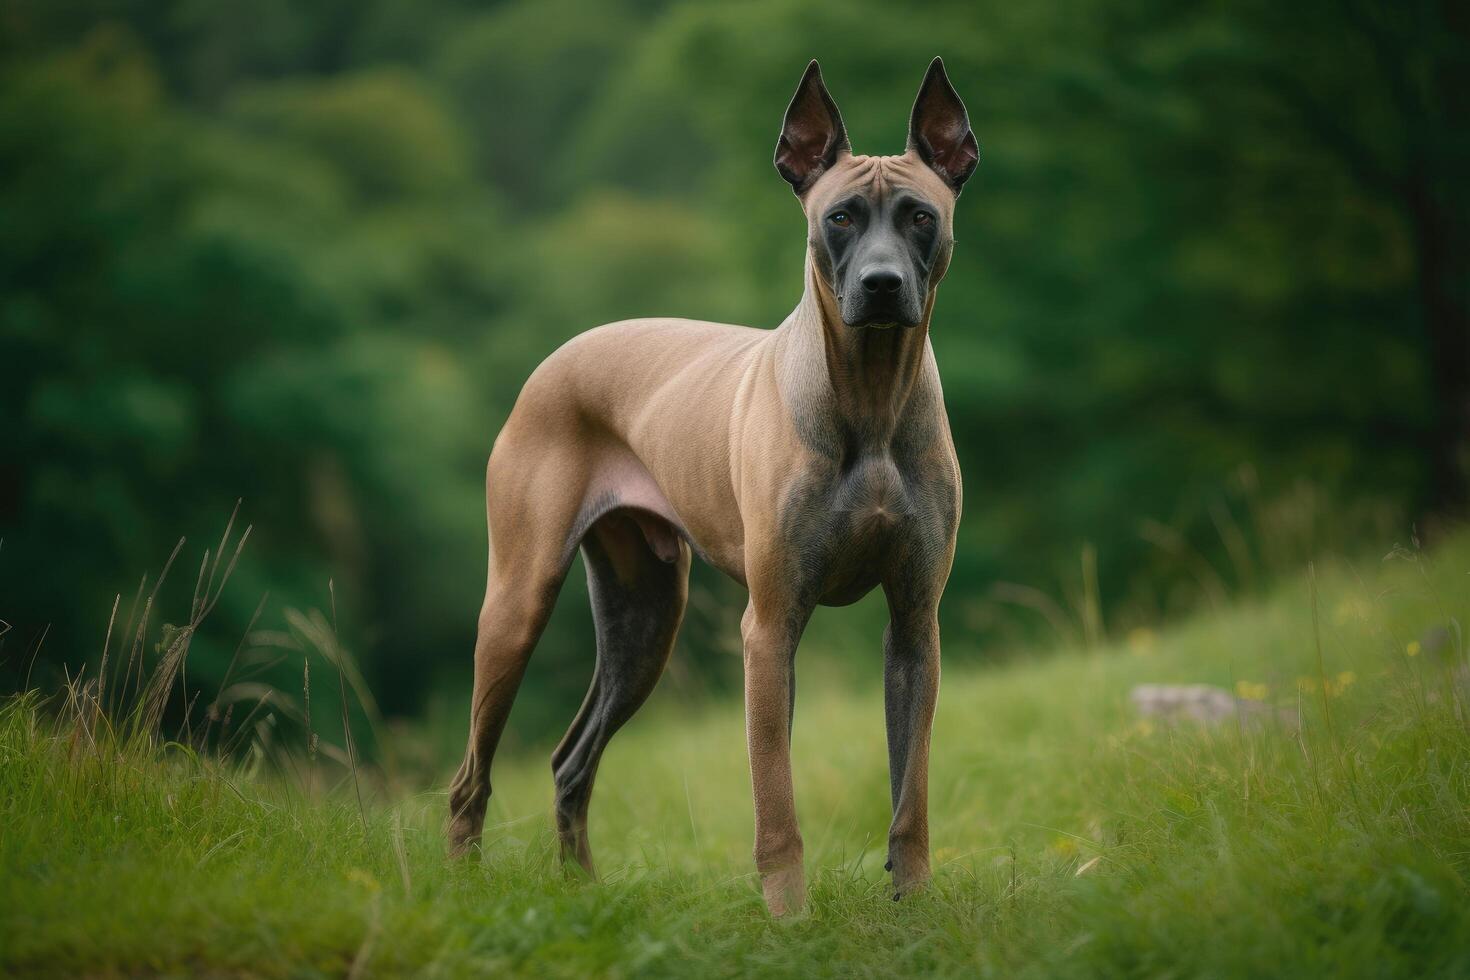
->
[{"left": 841, "top": 266, "right": 923, "bottom": 328}]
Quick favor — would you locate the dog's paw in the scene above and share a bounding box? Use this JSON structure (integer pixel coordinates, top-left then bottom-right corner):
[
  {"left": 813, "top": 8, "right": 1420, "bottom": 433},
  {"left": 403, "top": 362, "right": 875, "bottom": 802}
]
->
[
  {"left": 891, "top": 873, "right": 931, "bottom": 902},
  {"left": 886, "top": 849, "right": 931, "bottom": 901},
  {"left": 760, "top": 864, "right": 807, "bottom": 918},
  {"left": 445, "top": 812, "right": 484, "bottom": 859}
]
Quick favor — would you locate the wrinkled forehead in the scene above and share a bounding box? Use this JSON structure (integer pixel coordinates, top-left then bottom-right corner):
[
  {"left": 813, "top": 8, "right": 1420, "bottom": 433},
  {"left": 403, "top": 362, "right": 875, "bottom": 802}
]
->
[{"left": 804, "top": 153, "right": 955, "bottom": 217}]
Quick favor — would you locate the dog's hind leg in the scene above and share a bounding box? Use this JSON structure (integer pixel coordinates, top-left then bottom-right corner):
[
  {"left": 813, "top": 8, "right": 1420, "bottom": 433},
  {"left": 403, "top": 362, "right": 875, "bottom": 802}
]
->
[
  {"left": 448, "top": 443, "right": 586, "bottom": 857},
  {"left": 447, "top": 566, "right": 568, "bottom": 855},
  {"left": 551, "top": 508, "right": 690, "bottom": 876}
]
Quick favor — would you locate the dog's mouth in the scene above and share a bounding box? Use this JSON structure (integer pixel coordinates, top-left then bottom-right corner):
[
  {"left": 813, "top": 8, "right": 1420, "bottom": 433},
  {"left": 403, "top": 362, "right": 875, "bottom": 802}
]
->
[
  {"left": 835, "top": 286, "right": 923, "bottom": 330},
  {"left": 842, "top": 316, "right": 916, "bottom": 331}
]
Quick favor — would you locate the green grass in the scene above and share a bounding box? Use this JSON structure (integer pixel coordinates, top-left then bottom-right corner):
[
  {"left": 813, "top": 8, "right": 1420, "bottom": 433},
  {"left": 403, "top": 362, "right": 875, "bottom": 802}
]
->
[{"left": 4, "top": 536, "right": 1470, "bottom": 978}]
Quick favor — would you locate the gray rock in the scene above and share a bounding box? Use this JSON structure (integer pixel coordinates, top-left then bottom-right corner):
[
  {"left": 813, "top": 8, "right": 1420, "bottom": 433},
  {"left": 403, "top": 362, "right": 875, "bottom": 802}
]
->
[
  {"left": 1419, "top": 624, "right": 1455, "bottom": 657},
  {"left": 1130, "top": 683, "right": 1297, "bottom": 730}
]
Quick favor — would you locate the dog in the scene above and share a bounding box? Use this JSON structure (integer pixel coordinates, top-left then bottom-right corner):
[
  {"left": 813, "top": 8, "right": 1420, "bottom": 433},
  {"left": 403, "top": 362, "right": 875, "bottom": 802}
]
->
[{"left": 449, "top": 58, "right": 976, "bottom": 917}]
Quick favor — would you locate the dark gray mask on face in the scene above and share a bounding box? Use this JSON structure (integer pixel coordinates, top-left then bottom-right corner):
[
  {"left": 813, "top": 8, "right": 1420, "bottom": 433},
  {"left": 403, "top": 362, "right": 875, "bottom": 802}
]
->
[{"left": 774, "top": 58, "right": 979, "bottom": 330}]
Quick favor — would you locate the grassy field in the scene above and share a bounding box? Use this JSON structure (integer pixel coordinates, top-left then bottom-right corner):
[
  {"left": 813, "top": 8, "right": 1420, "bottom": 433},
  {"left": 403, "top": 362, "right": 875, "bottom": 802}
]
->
[{"left": 4, "top": 535, "right": 1470, "bottom": 978}]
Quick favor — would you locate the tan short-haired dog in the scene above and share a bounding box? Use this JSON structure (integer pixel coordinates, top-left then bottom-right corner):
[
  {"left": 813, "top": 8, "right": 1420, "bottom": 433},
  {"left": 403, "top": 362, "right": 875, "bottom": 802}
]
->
[{"left": 449, "top": 58, "right": 975, "bottom": 916}]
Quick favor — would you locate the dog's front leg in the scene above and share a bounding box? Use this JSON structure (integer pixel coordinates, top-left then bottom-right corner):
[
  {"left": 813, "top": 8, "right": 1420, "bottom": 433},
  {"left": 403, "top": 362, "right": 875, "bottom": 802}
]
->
[
  {"left": 741, "top": 598, "right": 811, "bottom": 917},
  {"left": 882, "top": 594, "right": 941, "bottom": 899}
]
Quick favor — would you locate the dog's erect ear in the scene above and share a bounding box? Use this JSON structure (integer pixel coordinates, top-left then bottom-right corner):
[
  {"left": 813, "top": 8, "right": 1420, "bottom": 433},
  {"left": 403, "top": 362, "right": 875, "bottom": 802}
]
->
[
  {"left": 908, "top": 57, "right": 979, "bottom": 193},
  {"left": 775, "top": 60, "right": 850, "bottom": 195}
]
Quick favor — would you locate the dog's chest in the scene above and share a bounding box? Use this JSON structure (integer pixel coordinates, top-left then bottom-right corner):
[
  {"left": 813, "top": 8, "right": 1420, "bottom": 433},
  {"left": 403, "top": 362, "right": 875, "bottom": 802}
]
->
[
  {"left": 834, "top": 454, "right": 912, "bottom": 532},
  {"left": 781, "top": 451, "right": 929, "bottom": 604}
]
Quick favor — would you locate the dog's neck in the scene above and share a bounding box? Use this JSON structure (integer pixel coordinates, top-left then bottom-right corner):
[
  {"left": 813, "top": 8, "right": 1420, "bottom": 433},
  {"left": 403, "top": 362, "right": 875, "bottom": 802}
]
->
[{"left": 776, "top": 251, "right": 935, "bottom": 454}]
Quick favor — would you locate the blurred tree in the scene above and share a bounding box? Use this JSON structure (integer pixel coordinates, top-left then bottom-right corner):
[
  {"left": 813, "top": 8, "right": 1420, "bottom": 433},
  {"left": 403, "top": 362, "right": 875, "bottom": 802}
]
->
[{"left": 0, "top": 28, "right": 503, "bottom": 723}]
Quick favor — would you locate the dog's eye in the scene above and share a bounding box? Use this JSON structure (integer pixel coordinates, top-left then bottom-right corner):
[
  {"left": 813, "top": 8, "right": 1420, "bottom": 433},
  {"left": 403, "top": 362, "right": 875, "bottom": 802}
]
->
[
  {"left": 913, "top": 210, "right": 934, "bottom": 227},
  {"left": 829, "top": 211, "right": 852, "bottom": 227}
]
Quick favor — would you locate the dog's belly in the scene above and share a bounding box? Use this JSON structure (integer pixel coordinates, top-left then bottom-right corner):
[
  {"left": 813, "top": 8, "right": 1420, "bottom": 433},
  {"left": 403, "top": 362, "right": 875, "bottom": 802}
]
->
[{"left": 578, "top": 443, "right": 746, "bottom": 581}]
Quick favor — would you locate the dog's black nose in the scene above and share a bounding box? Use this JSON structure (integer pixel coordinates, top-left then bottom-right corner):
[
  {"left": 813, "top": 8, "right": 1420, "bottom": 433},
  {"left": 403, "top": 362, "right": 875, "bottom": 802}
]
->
[{"left": 861, "top": 268, "right": 903, "bottom": 294}]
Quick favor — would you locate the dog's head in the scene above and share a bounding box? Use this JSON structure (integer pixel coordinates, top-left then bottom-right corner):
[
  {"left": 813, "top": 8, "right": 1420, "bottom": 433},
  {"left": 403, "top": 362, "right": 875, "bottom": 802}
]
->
[{"left": 775, "top": 59, "right": 977, "bottom": 330}]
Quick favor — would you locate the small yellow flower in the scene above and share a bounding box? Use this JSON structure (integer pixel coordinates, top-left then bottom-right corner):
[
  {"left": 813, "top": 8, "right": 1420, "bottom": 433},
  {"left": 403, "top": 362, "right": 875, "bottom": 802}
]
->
[
  {"left": 1051, "top": 836, "right": 1079, "bottom": 856},
  {"left": 1405, "top": 640, "right": 1421, "bottom": 658},
  {"left": 1235, "top": 680, "right": 1269, "bottom": 701},
  {"left": 1132, "top": 719, "right": 1155, "bottom": 737},
  {"left": 1127, "top": 628, "right": 1156, "bottom": 655},
  {"left": 1299, "top": 672, "right": 1355, "bottom": 697},
  {"left": 346, "top": 868, "right": 381, "bottom": 893}
]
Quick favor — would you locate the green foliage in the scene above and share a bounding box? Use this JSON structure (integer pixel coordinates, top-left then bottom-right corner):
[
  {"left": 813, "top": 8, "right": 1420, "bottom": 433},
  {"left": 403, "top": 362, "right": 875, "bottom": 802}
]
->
[
  {"left": 1, "top": 0, "right": 1465, "bottom": 736},
  {"left": 3, "top": 530, "right": 1468, "bottom": 976}
]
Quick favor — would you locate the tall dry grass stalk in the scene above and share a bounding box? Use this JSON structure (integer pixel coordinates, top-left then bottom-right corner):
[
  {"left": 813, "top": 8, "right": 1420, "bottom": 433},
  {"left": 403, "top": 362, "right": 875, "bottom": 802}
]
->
[{"left": 33, "top": 504, "right": 387, "bottom": 807}]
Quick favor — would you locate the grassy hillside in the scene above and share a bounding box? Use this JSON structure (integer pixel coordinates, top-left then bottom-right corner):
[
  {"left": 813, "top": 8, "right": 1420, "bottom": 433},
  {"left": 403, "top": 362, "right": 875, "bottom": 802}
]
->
[{"left": 4, "top": 535, "right": 1469, "bottom": 977}]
